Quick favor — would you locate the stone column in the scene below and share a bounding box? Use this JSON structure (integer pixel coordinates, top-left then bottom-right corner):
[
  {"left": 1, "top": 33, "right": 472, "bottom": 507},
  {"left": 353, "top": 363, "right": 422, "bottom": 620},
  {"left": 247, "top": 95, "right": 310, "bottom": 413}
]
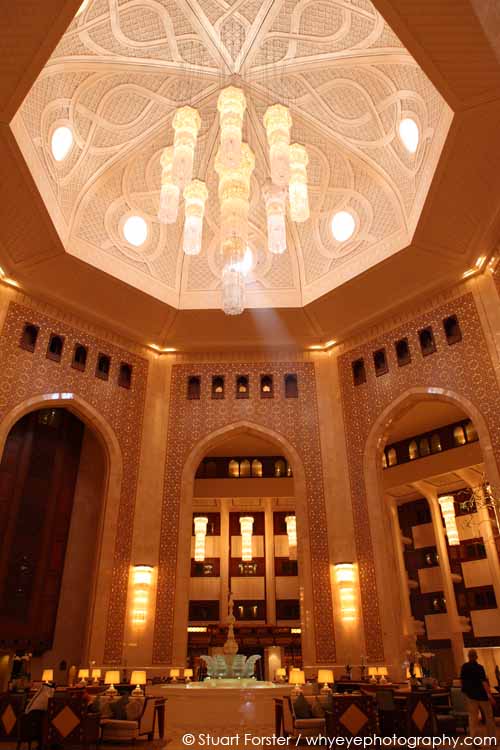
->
[
  {"left": 413, "top": 481, "right": 466, "bottom": 673},
  {"left": 387, "top": 498, "right": 417, "bottom": 641},
  {"left": 264, "top": 497, "right": 276, "bottom": 626}
]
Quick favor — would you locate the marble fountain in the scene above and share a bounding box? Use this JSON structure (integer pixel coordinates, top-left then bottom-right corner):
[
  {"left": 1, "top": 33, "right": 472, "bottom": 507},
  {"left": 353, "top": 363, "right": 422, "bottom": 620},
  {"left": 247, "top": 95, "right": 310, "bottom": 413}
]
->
[{"left": 149, "top": 595, "right": 292, "bottom": 748}]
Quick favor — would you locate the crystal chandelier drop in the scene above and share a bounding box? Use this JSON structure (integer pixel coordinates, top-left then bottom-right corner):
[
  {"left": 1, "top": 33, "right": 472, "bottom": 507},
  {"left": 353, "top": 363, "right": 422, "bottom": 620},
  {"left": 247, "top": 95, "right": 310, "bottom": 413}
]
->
[
  {"left": 194, "top": 516, "right": 209, "bottom": 562},
  {"left": 239, "top": 516, "right": 254, "bottom": 562},
  {"left": 263, "top": 104, "right": 292, "bottom": 187},
  {"left": 182, "top": 179, "right": 208, "bottom": 256},
  {"left": 158, "top": 87, "right": 310, "bottom": 314},
  {"left": 438, "top": 495, "right": 460, "bottom": 546},
  {"left": 217, "top": 86, "right": 246, "bottom": 168},
  {"left": 262, "top": 181, "right": 287, "bottom": 255},
  {"left": 158, "top": 146, "right": 179, "bottom": 224},
  {"left": 172, "top": 106, "right": 201, "bottom": 190},
  {"left": 289, "top": 143, "right": 310, "bottom": 222}
]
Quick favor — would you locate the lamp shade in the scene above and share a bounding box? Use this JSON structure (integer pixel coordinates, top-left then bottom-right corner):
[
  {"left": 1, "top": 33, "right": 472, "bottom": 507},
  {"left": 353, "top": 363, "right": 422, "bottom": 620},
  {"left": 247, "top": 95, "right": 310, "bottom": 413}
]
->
[
  {"left": 130, "top": 670, "right": 146, "bottom": 686},
  {"left": 276, "top": 668, "right": 286, "bottom": 677},
  {"left": 104, "top": 670, "right": 120, "bottom": 685},
  {"left": 91, "top": 669, "right": 101, "bottom": 679},
  {"left": 183, "top": 669, "right": 193, "bottom": 678},
  {"left": 41, "top": 669, "right": 53, "bottom": 682},
  {"left": 406, "top": 665, "right": 423, "bottom": 679},
  {"left": 368, "top": 667, "right": 378, "bottom": 677},
  {"left": 78, "top": 669, "right": 89, "bottom": 679},
  {"left": 170, "top": 668, "right": 180, "bottom": 678},
  {"left": 289, "top": 669, "right": 305, "bottom": 686},
  {"left": 318, "top": 669, "right": 333, "bottom": 684},
  {"left": 377, "top": 667, "right": 388, "bottom": 677}
]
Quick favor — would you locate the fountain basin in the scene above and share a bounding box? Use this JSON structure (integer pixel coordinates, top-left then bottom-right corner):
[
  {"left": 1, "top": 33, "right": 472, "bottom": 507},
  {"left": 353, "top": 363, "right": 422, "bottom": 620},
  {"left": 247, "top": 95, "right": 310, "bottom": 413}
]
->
[{"left": 187, "top": 678, "right": 275, "bottom": 689}]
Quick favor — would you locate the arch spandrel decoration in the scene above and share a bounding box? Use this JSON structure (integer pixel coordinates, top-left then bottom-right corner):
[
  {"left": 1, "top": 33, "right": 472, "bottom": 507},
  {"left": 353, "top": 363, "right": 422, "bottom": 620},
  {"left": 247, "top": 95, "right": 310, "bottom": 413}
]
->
[
  {"left": 338, "top": 292, "right": 500, "bottom": 661},
  {"left": 0, "top": 302, "right": 148, "bottom": 664},
  {"left": 152, "top": 361, "right": 335, "bottom": 664}
]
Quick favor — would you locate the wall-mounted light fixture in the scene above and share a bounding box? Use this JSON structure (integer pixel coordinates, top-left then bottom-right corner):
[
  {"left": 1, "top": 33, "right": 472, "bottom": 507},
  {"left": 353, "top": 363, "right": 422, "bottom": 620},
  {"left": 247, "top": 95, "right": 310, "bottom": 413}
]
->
[
  {"left": 334, "top": 562, "right": 357, "bottom": 623},
  {"left": 239, "top": 516, "right": 254, "bottom": 561},
  {"left": 285, "top": 515, "right": 297, "bottom": 560},
  {"left": 438, "top": 495, "right": 460, "bottom": 546},
  {"left": 194, "top": 516, "right": 209, "bottom": 562},
  {"left": 131, "top": 564, "right": 154, "bottom": 626}
]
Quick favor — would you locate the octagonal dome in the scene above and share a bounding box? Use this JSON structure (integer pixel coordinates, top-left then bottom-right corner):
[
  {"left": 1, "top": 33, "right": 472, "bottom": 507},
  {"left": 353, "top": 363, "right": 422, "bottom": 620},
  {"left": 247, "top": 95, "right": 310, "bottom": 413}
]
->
[{"left": 12, "top": 0, "right": 452, "bottom": 311}]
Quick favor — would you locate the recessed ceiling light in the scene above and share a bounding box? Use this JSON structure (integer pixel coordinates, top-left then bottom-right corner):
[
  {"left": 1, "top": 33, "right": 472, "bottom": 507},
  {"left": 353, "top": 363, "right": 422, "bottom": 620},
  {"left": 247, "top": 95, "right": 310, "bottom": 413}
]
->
[
  {"left": 123, "top": 215, "right": 148, "bottom": 247},
  {"left": 51, "top": 126, "right": 73, "bottom": 162},
  {"left": 331, "top": 211, "right": 356, "bottom": 242},
  {"left": 398, "top": 118, "right": 419, "bottom": 153}
]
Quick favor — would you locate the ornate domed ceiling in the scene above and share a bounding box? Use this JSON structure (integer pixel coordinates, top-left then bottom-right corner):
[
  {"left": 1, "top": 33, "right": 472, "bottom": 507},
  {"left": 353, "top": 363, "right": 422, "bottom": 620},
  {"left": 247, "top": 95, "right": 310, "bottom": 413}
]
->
[{"left": 12, "top": 0, "right": 452, "bottom": 312}]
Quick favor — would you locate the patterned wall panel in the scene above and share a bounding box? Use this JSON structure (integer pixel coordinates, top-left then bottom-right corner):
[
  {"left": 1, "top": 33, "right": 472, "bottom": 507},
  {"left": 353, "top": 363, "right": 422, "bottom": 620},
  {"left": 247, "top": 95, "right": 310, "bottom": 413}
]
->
[
  {"left": 0, "top": 302, "right": 148, "bottom": 663},
  {"left": 152, "top": 361, "right": 335, "bottom": 663},
  {"left": 338, "top": 292, "right": 500, "bottom": 660}
]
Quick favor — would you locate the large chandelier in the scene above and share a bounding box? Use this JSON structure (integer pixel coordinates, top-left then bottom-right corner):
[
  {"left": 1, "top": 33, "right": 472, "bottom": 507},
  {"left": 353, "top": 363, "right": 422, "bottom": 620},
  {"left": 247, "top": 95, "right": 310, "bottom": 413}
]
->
[{"left": 158, "top": 87, "right": 310, "bottom": 314}]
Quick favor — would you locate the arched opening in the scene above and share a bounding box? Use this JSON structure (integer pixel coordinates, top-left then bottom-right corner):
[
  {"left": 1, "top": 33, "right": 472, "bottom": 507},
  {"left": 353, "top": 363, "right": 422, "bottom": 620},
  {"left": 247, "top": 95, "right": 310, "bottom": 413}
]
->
[
  {"left": 369, "top": 390, "right": 500, "bottom": 684},
  {"left": 175, "top": 422, "right": 313, "bottom": 678},
  {"left": 0, "top": 404, "right": 109, "bottom": 682}
]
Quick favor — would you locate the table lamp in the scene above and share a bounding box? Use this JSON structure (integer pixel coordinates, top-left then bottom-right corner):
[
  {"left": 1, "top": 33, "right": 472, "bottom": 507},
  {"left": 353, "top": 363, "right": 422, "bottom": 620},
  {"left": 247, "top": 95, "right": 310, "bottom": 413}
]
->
[
  {"left": 78, "top": 668, "right": 89, "bottom": 685},
  {"left": 41, "top": 669, "right": 54, "bottom": 683},
  {"left": 130, "top": 670, "right": 147, "bottom": 696},
  {"left": 318, "top": 669, "right": 334, "bottom": 694},
  {"left": 184, "top": 668, "right": 193, "bottom": 683},
  {"left": 406, "top": 664, "right": 423, "bottom": 680},
  {"left": 104, "top": 670, "right": 120, "bottom": 695},
  {"left": 378, "top": 666, "right": 388, "bottom": 684},
  {"left": 170, "top": 668, "right": 180, "bottom": 682},
  {"left": 368, "top": 667, "right": 378, "bottom": 683},
  {"left": 275, "top": 667, "right": 286, "bottom": 683},
  {"left": 289, "top": 669, "right": 305, "bottom": 697},
  {"left": 91, "top": 668, "right": 101, "bottom": 684}
]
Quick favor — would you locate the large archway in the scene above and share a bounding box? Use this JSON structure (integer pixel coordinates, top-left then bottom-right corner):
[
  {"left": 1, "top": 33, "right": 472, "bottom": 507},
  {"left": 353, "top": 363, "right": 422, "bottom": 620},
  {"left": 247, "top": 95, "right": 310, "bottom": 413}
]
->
[
  {"left": 170, "top": 420, "right": 316, "bottom": 669},
  {"left": 0, "top": 393, "right": 124, "bottom": 674},
  {"left": 364, "top": 386, "right": 500, "bottom": 678}
]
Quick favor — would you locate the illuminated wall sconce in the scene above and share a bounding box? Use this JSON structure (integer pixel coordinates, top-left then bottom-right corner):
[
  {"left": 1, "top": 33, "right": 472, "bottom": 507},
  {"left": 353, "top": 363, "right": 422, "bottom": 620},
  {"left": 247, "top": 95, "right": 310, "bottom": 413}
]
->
[
  {"left": 194, "top": 516, "right": 209, "bottom": 562},
  {"left": 131, "top": 564, "right": 154, "bottom": 626},
  {"left": 334, "top": 562, "right": 357, "bottom": 623},
  {"left": 438, "top": 495, "right": 460, "bottom": 546},
  {"left": 285, "top": 515, "right": 297, "bottom": 560},
  {"left": 239, "top": 516, "right": 254, "bottom": 561}
]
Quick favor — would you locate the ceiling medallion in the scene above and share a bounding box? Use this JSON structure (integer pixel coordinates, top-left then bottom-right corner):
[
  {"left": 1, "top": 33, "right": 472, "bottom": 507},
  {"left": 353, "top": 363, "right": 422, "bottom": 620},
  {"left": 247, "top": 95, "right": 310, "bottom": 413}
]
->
[{"left": 158, "top": 86, "right": 310, "bottom": 315}]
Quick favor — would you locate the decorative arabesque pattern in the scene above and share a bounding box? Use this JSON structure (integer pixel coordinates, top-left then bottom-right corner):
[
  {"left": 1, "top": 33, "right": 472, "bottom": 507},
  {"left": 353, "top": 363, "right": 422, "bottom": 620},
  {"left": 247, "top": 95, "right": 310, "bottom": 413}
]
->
[
  {"left": 152, "top": 362, "right": 336, "bottom": 664},
  {"left": 15, "top": 0, "right": 451, "bottom": 308},
  {"left": 0, "top": 302, "right": 148, "bottom": 665},
  {"left": 338, "top": 293, "right": 500, "bottom": 661}
]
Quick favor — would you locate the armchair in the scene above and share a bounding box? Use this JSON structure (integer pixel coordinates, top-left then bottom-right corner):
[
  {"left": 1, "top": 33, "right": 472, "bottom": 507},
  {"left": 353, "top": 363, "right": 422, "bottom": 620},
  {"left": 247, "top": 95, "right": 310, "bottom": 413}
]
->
[{"left": 100, "top": 695, "right": 156, "bottom": 742}]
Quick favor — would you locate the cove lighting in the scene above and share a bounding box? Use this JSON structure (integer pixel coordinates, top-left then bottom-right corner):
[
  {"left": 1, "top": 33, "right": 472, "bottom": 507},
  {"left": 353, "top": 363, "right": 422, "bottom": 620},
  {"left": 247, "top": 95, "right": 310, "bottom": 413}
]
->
[
  {"left": 331, "top": 211, "right": 355, "bottom": 242},
  {"left": 123, "top": 216, "right": 148, "bottom": 247},
  {"left": 51, "top": 126, "right": 73, "bottom": 162},
  {"left": 398, "top": 118, "right": 420, "bottom": 153}
]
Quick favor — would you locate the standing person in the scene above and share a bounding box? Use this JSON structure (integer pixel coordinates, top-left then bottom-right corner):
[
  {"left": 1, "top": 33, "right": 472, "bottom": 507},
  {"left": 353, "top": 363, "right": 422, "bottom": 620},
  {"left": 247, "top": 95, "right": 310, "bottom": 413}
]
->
[{"left": 460, "top": 649, "right": 497, "bottom": 737}]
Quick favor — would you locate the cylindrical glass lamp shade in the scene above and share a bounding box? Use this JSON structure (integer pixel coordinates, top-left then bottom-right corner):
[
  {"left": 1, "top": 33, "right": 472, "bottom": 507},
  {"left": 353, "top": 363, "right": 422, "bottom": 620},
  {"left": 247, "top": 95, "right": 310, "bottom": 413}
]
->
[
  {"left": 182, "top": 180, "right": 208, "bottom": 256},
  {"left": 158, "top": 146, "right": 179, "bottom": 224},
  {"left": 239, "top": 515, "right": 254, "bottom": 561},
  {"left": 263, "top": 104, "right": 292, "bottom": 187},
  {"left": 172, "top": 106, "right": 201, "bottom": 191},
  {"left": 222, "top": 265, "right": 245, "bottom": 316},
  {"left": 194, "top": 516, "right": 208, "bottom": 562},
  {"left": 438, "top": 495, "right": 460, "bottom": 545},
  {"left": 217, "top": 86, "right": 246, "bottom": 168},
  {"left": 262, "top": 181, "right": 287, "bottom": 254},
  {"left": 289, "top": 143, "right": 309, "bottom": 222}
]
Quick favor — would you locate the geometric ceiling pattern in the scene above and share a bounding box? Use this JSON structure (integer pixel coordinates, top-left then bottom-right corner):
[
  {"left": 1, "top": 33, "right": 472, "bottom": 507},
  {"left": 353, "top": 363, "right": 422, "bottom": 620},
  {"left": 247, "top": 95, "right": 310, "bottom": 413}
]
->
[{"left": 13, "top": 0, "right": 452, "bottom": 310}]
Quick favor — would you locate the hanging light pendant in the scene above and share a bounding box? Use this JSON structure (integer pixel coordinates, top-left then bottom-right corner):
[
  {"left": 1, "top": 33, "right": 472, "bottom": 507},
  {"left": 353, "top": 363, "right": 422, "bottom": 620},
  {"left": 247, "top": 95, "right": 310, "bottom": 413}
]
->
[
  {"left": 289, "top": 143, "right": 310, "bottom": 222},
  {"left": 262, "top": 180, "right": 287, "bottom": 254},
  {"left": 438, "top": 495, "right": 460, "bottom": 546},
  {"left": 182, "top": 179, "right": 208, "bottom": 256},
  {"left": 215, "top": 143, "right": 255, "bottom": 315},
  {"left": 217, "top": 86, "right": 246, "bottom": 168},
  {"left": 172, "top": 106, "right": 201, "bottom": 191},
  {"left": 158, "top": 146, "right": 179, "bottom": 224},
  {"left": 263, "top": 104, "right": 292, "bottom": 187},
  {"left": 239, "top": 516, "right": 254, "bottom": 562}
]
